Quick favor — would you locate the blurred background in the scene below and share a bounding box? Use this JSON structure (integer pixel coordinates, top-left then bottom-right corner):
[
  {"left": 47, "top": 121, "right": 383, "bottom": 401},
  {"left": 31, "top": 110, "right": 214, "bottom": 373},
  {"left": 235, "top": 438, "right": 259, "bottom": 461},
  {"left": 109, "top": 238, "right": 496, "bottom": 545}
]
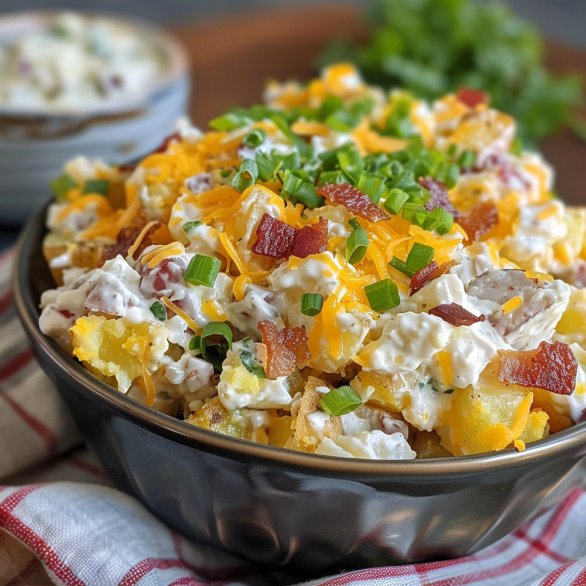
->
[
  {"left": 0, "top": 0, "right": 584, "bottom": 248},
  {"left": 0, "top": 0, "right": 584, "bottom": 48}
]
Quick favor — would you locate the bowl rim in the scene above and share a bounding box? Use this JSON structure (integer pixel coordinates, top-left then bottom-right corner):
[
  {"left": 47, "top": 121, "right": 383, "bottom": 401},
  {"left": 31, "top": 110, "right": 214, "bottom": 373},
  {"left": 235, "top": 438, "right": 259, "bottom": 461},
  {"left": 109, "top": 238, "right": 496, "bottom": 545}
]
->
[
  {"left": 0, "top": 10, "right": 189, "bottom": 118},
  {"left": 14, "top": 202, "right": 586, "bottom": 477}
]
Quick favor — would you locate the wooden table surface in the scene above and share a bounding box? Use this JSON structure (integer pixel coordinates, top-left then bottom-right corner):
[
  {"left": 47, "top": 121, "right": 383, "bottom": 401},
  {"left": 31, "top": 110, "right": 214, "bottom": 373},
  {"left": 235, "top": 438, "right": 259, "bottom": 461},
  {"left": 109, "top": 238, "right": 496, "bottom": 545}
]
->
[{"left": 172, "top": 5, "right": 585, "bottom": 206}]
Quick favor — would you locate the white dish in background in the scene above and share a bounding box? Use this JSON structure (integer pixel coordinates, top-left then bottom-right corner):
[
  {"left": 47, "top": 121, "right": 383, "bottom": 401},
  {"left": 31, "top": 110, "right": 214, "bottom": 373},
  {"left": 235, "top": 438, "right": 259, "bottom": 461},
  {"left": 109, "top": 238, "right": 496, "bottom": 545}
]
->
[{"left": 0, "top": 11, "right": 191, "bottom": 224}]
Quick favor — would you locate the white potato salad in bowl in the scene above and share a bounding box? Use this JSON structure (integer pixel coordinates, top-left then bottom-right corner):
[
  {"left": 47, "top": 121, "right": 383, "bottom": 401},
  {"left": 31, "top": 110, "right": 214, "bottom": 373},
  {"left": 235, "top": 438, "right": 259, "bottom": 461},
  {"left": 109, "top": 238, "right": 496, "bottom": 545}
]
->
[{"left": 39, "top": 64, "right": 586, "bottom": 460}]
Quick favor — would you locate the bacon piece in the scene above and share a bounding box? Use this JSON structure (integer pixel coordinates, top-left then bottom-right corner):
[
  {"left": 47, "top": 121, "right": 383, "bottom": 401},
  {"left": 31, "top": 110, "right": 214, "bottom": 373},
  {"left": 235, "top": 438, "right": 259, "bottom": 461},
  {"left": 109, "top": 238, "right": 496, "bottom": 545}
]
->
[
  {"left": 97, "top": 223, "right": 161, "bottom": 268},
  {"left": 317, "top": 183, "right": 390, "bottom": 222},
  {"left": 152, "top": 132, "right": 181, "bottom": 154},
  {"left": 498, "top": 341, "right": 578, "bottom": 396},
  {"left": 457, "top": 88, "right": 489, "bottom": 108},
  {"left": 291, "top": 218, "right": 328, "bottom": 258},
  {"left": 252, "top": 214, "right": 328, "bottom": 260},
  {"left": 419, "top": 177, "right": 457, "bottom": 215},
  {"left": 409, "top": 260, "right": 457, "bottom": 295},
  {"left": 258, "top": 321, "right": 310, "bottom": 380},
  {"left": 456, "top": 201, "right": 498, "bottom": 241},
  {"left": 252, "top": 214, "right": 296, "bottom": 259},
  {"left": 429, "top": 303, "right": 485, "bottom": 327},
  {"left": 58, "top": 309, "right": 74, "bottom": 319}
]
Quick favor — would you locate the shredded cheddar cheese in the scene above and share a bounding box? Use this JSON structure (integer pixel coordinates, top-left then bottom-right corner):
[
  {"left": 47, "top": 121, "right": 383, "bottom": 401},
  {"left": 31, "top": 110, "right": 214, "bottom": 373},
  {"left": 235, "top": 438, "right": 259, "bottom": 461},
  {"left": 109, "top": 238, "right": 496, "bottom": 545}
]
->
[{"left": 501, "top": 296, "right": 523, "bottom": 315}]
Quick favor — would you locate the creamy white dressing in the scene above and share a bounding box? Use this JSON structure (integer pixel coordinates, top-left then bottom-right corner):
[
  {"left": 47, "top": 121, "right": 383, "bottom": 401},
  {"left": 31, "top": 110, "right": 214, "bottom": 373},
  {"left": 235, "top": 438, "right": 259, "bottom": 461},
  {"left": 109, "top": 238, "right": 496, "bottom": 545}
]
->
[{"left": 315, "top": 431, "right": 416, "bottom": 460}]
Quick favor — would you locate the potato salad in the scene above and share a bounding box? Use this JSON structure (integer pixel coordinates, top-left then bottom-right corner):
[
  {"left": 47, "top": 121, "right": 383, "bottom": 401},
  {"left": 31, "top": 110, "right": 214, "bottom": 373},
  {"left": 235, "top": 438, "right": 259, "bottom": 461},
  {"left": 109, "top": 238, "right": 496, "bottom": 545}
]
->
[
  {"left": 39, "top": 65, "right": 586, "bottom": 460},
  {"left": 0, "top": 12, "right": 162, "bottom": 111}
]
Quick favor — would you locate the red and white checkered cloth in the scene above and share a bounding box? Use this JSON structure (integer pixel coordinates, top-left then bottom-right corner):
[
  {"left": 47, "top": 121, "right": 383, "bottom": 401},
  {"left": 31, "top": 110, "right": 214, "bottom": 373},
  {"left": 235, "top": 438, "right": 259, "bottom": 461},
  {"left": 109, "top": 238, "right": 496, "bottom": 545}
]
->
[{"left": 2, "top": 248, "right": 586, "bottom": 586}]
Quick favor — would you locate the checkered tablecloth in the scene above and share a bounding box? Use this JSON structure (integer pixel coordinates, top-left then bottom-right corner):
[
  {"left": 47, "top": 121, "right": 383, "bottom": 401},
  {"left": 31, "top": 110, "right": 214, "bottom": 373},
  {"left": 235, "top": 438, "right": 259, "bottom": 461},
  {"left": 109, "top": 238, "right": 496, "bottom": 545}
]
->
[{"left": 2, "top": 248, "right": 586, "bottom": 586}]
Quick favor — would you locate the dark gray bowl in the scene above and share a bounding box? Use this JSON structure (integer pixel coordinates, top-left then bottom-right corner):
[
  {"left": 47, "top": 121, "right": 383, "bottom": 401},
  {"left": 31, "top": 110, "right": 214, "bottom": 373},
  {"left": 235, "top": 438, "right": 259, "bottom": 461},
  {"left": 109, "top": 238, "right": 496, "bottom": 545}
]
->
[{"left": 14, "top": 203, "right": 586, "bottom": 577}]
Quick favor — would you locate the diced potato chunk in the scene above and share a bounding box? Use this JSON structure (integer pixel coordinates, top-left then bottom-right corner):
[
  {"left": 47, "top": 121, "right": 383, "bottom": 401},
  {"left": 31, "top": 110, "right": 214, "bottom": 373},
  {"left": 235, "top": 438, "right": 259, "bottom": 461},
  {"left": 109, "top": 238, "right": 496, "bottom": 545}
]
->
[
  {"left": 69, "top": 315, "right": 169, "bottom": 392},
  {"left": 185, "top": 397, "right": 252, "bottom": 440}
]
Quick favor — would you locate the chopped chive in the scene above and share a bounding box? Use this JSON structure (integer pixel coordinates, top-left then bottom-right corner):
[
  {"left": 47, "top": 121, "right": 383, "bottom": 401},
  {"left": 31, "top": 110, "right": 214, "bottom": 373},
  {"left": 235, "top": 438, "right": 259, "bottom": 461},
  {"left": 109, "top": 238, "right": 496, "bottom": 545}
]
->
[
  {"left": 346, "top": 219, "right": 369, "bottom": 265},
  {"left": 242, "top": 128, "right": 267, "bottom": 148},
  {"left": 189, "top": 335, "right": 202, "bottom": 352},
  {"left": 182, "top": 220, "right": 203, "bottom": 234},
  {"left": 232, "top": 159, "right": 259, "bottom": 192},
  {"left": 50, "top": 173, "right": 78, "bottom": 200},
  {"left": 300, "top": 293, "right": 324, "bottom": 317},
  {"left": 317, "top": 170, "right": 349, "bottom": 187},
  {"left": 443, "top": 164, "right": 460, "bottom": 189},
  {"left": 384, "top": 187, "right": 410, "bottom": 215},
  {"left": 149, "top": 301, "right": 166, "bottom": 321},
  {"left": 319, "top": 385, "right": 362, "bottom": 416},
  {"left": 364, "top": 279, "right": 401, "bottom": 312},
  {"left": 240, "top": 337, "right": 267, "bottom": 378},
  {"left": 270, "top": 113, "right": 313, "bottom": 161},
  {"left": 280, "top": 169, "right": 324, "bottom": 208},
  {"left": 318, "top": 96, "right": 344, "bottom": 120},
  {"left": 406, "top": 242, "right": 435, "bottom": 275},
  {"left": 255, "top": 152, "right": 283, "bottom": 181},
  {"left": 184, "top": 254, "right": 221, "bottom": 288},
  {"left": 83, "top": 179, "right": 109, "bottom": 195},
  {"left": 201, "top": 322, "right": 233, "bottom": 371}
]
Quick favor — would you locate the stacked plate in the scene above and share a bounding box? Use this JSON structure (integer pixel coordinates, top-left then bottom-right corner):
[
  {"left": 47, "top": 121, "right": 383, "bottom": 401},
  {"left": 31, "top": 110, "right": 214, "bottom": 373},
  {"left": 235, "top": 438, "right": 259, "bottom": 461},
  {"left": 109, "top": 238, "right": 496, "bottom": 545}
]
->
[{"left": 0, "top": 12, "right": 191, "bottom": 224}]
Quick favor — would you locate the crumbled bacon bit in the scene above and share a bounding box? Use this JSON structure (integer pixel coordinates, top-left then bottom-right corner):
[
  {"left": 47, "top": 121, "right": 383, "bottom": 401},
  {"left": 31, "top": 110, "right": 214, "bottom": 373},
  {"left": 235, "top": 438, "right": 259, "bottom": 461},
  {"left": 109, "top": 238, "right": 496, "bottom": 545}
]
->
[
  {"left": 252, "top": 214, "right": 328, "bottom": 259},
  {"left": 152, "top": 132, "right": 181, "bottom": 154},
  {"left": 419, "top": 177, "right": 457, "bottom": 215},
  {"left": 98, "top": 222, "right": 161, "bottom": 268},
  {"left": 258, "top": 321, "right": 311, "bottom": 379},
  {"left": 429, "top": 303, "right": 485, "bottom": 327},
  {"left": 252, "top": 214, "right": 296, "bottom": 259},
  {"left": 409, "top": 260, "right": 457, "bottom": 295},
  {"left": 498, "top": 341, "right": 578, "bottom": 395},
  {"left": 291, "top": 218, "right": 328, "bottom": 258},
  {"left": 457, "top": 88, "right": 489, "bottom": 108},
  {"left": 58, "top": 309, "right": 74, "bottom": 319},
  {"left": 316, "top": 183, "right": 390, "bottom": 222},
  {"left": 456, "top": 201, "right": 498, "bottom": 242}
]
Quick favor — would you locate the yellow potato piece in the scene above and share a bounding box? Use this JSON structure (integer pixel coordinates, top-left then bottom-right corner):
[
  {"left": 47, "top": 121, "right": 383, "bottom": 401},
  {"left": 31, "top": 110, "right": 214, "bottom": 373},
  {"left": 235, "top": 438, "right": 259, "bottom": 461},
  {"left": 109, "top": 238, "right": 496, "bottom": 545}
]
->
[
  {"left": 351, "top": 370, "right": 419, "bottom": 412},
  {"left": 437, "top": 386, "right": 547, "bottom": 456},
  {"left": 186, "top": 397, "right": 252, "bottom": 440},
  {"left": 69, "top": 315, "right": 168, "bottom": 393}
]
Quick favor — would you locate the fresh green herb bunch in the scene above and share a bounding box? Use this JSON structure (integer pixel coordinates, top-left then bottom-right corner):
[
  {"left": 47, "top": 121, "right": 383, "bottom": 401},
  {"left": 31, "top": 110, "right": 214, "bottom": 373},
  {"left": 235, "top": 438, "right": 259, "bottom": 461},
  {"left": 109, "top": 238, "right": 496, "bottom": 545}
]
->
[{"left": 317, "top": 0, "right": 583, "bottom": 147}]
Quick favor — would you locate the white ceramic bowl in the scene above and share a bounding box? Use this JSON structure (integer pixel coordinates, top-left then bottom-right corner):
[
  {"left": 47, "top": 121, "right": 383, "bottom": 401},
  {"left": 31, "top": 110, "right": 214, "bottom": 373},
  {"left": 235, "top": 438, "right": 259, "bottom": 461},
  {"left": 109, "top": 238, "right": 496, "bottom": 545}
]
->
[{"left": 0, "top": 12, "right": 191, "bottom": 224}]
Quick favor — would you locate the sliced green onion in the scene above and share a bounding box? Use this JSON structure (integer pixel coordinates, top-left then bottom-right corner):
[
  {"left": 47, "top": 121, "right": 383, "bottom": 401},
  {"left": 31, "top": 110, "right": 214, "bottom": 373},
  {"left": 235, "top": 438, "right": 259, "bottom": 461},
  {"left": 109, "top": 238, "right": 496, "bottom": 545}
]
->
[
  {"left": 346, "top": 219, "right": 369, "bottom": 264},
  {"left": 319, "top": 385, "right": 362, "bottom": 416},
  {"left": 50, "top": 173, "right": 78, "bottom": 200},
  {"left": 317, "top": 170, "right": 349, "bottom": 187},
  {"left": 302, "top": 157, "right": 323, "bottom": 182},
  {"left": 189, "top": 335, "right": 202, "bottom": 352},
  {"left": 83, "top": 179, "right": 109, "bottom": 195},
  {"left": 149, "top": 301, "right": 166, "bottom": 321},
  {"left": 423, "top": 206, "right": 454, "bottom": 235},
  {"left": 300, "top": 293, "right": 323, "bottom": 317},
  {"left": 182, "top": 220, "right": 203, "bottom": 234},
  {"left": 336, "top": 144, "right": 364, "bottom": 183},
  {"left": 389, "top": 257, "right": 410, "bottom": 276},
  {"left": 402, "top": 202, "right": 427, "bottom": 227},
  {"left": 443, "top": 163, "right": 460, "bottom": 189},
  {"left": 325, "top": 108, "right": 360, "bottom": 132},
  {"left": 458, "top": 150, "right": 476, "bottom": 170},
  {"left": 357, "top": 173, "right": 386, "bottom": 205},
  {"left": 364, "top": 279, "right": 401, "bottom": 312},
  {"left": 209, "top": 112, "right": 253, "bottom": 131},
  {"left": 384, "top": 187, "right": 410, "bottom": 215},
  {"left": 255, "top": 152, "right": 283, "bottom": 182},
  {"left": 318, "top": 96, "right": 344, "bottom": 120},
  {"left": 384, "top": 95, "right": 413, "bottom": 138},
  {"left": 232, "top": 159, "right": 258, "bottom": 192},
  {"left": 184, "top": 254, "right": 221, "bottom": 288},
  {"left": 240, "top": 337, "right": 267, "bottom": 378},
  {"left": 242, "top": 128, "right": 266, "bottom": 148},
  {"left": 281, "top": 169, "right": 324, "bottom": 208},
  {"left": 201, "top": 322, "right": 233, "bottom": 371},
  {"left": 406, "top": 242, "right": 435, "bottom": 275},
  {"left": 318, "top": 144, "right": 350, "bottom": 170},
  {"left": 270, "top": 113, "right": 313, "bottom": 161}
]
